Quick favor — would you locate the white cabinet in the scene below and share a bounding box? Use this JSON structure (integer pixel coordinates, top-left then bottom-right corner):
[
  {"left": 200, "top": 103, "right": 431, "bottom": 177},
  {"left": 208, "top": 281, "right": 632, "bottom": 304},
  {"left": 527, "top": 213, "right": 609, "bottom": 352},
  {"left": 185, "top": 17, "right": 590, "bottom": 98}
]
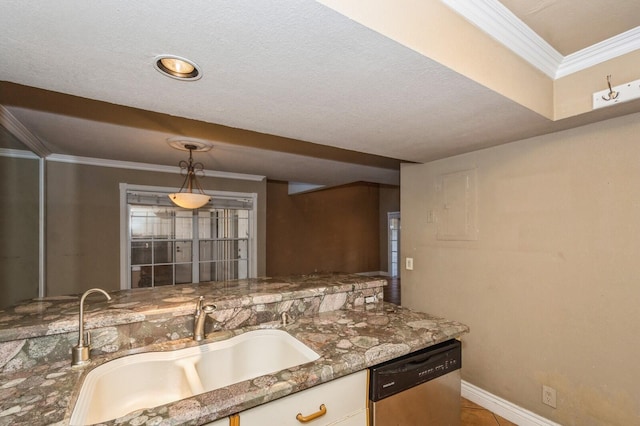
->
[
  {"left": 205, "top": 417, "right": 229, "bottom": 426},
  {"left": 238, "top": 370, "right": 367, "bottom": 426},
  {"left": 326, "top": 409, "right": 367, "bottom": 425}
]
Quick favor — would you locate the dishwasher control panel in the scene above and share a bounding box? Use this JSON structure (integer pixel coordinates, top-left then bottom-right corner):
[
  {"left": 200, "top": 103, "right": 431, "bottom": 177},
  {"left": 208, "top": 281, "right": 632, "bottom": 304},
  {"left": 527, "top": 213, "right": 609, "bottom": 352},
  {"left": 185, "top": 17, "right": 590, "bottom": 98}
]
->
[{"left": 369, "top": 339, "right": 461, "bottom": 401}]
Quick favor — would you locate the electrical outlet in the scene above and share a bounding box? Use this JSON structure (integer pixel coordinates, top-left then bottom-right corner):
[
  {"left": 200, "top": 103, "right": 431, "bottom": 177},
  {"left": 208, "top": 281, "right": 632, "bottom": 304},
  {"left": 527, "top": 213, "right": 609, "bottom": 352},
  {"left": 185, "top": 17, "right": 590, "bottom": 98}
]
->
[
  {"left": 405, "top": 257, "right": 414, "bottom": 270},
  {"left": 542, "top": 385, "right": 557, "bottom": 408}
]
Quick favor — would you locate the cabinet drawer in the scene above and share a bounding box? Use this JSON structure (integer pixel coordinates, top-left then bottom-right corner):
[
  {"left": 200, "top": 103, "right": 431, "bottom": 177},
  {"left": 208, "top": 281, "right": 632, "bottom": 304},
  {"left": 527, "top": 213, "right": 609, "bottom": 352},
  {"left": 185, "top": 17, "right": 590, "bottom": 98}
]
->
[
  {"left": 326, "top": 408, "right": 366, "bottom": 425},
  {"left": 239, "top": 370, "right": 367, "bottom": 425}
]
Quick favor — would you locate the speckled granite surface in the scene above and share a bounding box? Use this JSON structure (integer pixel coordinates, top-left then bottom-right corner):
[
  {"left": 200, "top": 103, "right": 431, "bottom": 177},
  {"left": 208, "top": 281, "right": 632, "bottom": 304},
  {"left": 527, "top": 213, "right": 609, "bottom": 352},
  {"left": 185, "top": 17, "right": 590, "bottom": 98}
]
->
[
  {"left": 0, "top": 275, "right": 384, "bottom": 375},
  {"left": 0, "top": 275, "right": 469, "bottom": 426},
  {"left": 0, "top": 274, "right": 384, "bottom": 342}
]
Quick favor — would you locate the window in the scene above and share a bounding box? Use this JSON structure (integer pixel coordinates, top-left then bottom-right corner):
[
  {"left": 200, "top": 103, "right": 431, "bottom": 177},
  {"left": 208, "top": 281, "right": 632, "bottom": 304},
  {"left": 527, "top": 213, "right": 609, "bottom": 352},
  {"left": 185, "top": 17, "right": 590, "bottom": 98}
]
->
[
  {"left": 198, "top": 208, "right": 250, "bottom": 282},
  {"left": 388, "top": 212, "right": 400, "bottom": 278},
  {"left": 120, "top": 185, "right": 257, "bottom": 289}
]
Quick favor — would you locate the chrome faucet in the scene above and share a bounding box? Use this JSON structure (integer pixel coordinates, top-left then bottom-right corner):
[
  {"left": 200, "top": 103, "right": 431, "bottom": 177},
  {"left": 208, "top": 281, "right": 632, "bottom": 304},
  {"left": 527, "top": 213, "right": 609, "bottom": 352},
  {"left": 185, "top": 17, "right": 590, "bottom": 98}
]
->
[
  {"left": 193, "top": 296, "right": 217, "bottom": 341},
  {"left": 72, "top": 288, "right": 112, "bottom": 366}
]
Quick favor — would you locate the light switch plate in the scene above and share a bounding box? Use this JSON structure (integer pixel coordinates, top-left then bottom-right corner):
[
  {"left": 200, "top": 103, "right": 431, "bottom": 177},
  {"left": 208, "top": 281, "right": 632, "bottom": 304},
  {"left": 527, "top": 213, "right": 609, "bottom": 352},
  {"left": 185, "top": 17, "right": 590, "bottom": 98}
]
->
[{"left": 405, "top": 257, "right": 414, "bottom": 270}]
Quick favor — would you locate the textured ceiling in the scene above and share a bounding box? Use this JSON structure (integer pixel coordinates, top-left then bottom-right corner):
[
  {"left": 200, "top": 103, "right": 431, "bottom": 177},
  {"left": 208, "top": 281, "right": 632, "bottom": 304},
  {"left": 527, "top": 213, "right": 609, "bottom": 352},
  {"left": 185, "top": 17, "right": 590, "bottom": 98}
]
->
[{"left": 1, "top": 0, "right": 640, "bottom": 187}]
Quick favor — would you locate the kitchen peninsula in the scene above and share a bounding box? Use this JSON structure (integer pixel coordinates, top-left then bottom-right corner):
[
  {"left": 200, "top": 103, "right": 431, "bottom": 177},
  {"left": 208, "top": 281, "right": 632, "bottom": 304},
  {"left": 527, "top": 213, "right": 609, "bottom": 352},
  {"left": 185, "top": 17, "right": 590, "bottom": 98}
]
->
[{"left": 0, "top": 274, "right": 469, "bottom": 425}]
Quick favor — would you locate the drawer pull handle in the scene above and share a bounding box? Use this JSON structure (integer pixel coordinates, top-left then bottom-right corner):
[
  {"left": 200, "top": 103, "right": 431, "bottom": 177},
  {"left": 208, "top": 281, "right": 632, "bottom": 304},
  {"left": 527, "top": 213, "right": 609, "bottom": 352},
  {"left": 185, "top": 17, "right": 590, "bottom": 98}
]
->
[{"left": 296, "top": 404, "right": 327, "bottom": 423}]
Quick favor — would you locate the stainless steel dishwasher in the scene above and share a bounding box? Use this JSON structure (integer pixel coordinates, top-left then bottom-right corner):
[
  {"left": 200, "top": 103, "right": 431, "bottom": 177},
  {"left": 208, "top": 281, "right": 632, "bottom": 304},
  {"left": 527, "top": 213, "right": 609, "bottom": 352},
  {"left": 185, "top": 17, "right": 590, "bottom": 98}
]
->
[{"left": 369, "top": 339, "right": 462, "bottom": 425}]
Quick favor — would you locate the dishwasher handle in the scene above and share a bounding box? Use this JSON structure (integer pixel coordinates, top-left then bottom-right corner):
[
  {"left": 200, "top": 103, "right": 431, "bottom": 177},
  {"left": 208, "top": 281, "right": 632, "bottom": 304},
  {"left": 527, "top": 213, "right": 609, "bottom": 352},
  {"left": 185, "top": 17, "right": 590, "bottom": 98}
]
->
[
  {"left": 370, "top": 340, "right": 461, "bottom": 401},
  {"left": 379, "top": 351, "right": 449, "bottom": 375}
]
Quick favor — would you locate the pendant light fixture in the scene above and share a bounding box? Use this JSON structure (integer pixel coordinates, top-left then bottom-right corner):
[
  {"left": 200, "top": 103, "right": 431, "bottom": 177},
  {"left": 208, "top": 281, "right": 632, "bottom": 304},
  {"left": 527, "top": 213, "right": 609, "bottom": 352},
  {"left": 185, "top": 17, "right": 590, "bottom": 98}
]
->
[{"left": 168, "top": 144, "right": 211, "bottom": 209}]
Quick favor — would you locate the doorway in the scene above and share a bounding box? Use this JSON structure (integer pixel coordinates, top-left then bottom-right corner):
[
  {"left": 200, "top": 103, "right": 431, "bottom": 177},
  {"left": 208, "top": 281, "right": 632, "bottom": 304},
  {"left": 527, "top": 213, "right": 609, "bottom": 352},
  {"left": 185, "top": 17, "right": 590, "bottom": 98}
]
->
[{"left": 387, "top": 212, "right": 400, "bottom": 278}]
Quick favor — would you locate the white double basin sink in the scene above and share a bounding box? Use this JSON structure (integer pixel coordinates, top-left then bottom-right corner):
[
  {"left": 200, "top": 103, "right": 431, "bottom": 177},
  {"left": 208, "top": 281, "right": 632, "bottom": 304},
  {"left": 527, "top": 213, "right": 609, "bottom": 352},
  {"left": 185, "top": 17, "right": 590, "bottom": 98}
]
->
[{"left": 70, "top": 329, "right": 320, "bottom": 425}]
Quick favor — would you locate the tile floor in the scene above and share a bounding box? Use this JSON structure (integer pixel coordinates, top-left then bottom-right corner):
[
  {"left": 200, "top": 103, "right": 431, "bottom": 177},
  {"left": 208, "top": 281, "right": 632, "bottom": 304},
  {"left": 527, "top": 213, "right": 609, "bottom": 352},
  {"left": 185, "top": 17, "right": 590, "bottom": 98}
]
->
[{"left": 462, "top": 398, "right": 517, "bottom": 426}]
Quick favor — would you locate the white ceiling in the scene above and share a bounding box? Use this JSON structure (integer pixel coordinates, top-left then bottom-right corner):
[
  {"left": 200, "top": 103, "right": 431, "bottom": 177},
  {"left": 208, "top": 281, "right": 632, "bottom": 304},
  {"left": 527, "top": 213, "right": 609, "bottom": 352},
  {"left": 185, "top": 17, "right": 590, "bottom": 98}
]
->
[{"left": 1, "top": 0, "right": 640, "bottom": 187}]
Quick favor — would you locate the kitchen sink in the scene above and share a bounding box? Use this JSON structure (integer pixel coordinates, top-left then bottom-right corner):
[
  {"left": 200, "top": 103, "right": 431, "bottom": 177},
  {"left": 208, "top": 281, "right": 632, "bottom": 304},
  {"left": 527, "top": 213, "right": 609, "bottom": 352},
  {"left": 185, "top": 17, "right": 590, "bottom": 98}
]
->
[{"left": 69, "top": 329, "right": 320, "bottom": 425}]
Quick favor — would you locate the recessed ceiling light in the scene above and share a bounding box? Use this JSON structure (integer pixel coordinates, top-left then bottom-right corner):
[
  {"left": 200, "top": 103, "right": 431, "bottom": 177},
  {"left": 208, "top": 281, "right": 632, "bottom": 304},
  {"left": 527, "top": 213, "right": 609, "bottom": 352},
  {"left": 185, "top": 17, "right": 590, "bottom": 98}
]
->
[{"left": 154, "top": 55, "right": 202, "bottom": 81}]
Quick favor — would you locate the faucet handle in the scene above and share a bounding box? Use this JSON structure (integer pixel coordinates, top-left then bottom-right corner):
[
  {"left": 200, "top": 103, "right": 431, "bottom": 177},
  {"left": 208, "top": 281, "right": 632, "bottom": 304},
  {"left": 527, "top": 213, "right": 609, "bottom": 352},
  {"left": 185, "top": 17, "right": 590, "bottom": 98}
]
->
[
  {"left": 85, "top": 331, "right": 91, "bottom": 347},
  {"left": 196, "top": 296, "right": 216, "bottom": 316},
  {"left": 195, "top": 296, "right": 204, "bottom": 314},
  {"left": 193, "top": 299, "right": 216, "bottom": 341}
]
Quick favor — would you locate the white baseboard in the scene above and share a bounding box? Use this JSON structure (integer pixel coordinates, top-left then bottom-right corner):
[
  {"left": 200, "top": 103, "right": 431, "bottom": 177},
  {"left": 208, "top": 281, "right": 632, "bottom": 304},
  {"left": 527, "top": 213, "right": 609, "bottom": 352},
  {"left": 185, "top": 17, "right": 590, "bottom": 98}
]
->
[{"left": 462, "top": 381, "right": 563, "bottom": 426}]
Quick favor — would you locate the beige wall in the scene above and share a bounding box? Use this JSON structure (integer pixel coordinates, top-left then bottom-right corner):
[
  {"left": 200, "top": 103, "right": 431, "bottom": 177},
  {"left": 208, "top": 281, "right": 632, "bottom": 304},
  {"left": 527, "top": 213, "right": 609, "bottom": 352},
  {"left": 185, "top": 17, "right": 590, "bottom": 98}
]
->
[
  {"left": 319, "top": 0, "right": 640, "bottom": 121},
  {"left": 1, "top": 156, "right": 39, "bottom": 308},
  {"left": 554, "top": 50, "right": 640, "bottom": 120},
  {"left": 401, "top": 112, "right": 640, "bottom": 425},
  {"left": 46, "top": 162, "right": 266, "bottom": 296}
]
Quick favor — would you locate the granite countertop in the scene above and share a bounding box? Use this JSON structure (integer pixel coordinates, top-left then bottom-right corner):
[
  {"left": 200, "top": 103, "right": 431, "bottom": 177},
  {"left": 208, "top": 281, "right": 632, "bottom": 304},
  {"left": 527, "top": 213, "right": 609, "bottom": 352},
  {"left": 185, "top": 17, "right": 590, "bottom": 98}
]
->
[
  {"left": 0, "top": 274, "right": 382, "bottom": 343},
  {"left": 0, "top": 303, "right": 468, "bottom": 426}
]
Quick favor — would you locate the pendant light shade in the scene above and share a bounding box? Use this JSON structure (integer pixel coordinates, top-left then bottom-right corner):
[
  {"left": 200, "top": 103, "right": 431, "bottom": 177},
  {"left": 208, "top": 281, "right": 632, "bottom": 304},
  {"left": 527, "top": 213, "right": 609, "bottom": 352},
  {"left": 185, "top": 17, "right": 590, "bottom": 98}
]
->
[
  {"left": 168, "top": 144, "right": 211, "bottom": 209},
  {"left": 168, "top": 192, "right": 211, "bottom": 209}
]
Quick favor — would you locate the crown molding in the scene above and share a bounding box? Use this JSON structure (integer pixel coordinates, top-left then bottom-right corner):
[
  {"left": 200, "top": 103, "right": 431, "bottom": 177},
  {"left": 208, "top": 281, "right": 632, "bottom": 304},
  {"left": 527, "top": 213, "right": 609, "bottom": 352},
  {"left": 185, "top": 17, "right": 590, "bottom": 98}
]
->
[
  {"left": 1, "top": 106, "right": 264, "bottom": 181},
  {"left": 441, "top": 0, "right": 562, "bottom": 78},
  {"left": 441, "top": 0, "right": 640, "bottom": 79},
  {"left": 557, "top": 26, "right": 640, "bottom": 78},
  {"left": 46, "top": 154, "right": 265, "bottom": 182},
  {"left": 0, "top": 147, "right": 40, "bottom": 160},
  {"left": 0, "top": 106, "right": 52, "bottom": 157}
]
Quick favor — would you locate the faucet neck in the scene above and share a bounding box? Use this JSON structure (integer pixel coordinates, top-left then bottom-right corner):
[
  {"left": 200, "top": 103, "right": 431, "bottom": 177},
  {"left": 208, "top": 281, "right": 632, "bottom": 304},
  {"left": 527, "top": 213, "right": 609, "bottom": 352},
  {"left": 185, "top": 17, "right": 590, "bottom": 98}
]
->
[{"left": 73, "top": 288, "right": 112, "bottom": 366}]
